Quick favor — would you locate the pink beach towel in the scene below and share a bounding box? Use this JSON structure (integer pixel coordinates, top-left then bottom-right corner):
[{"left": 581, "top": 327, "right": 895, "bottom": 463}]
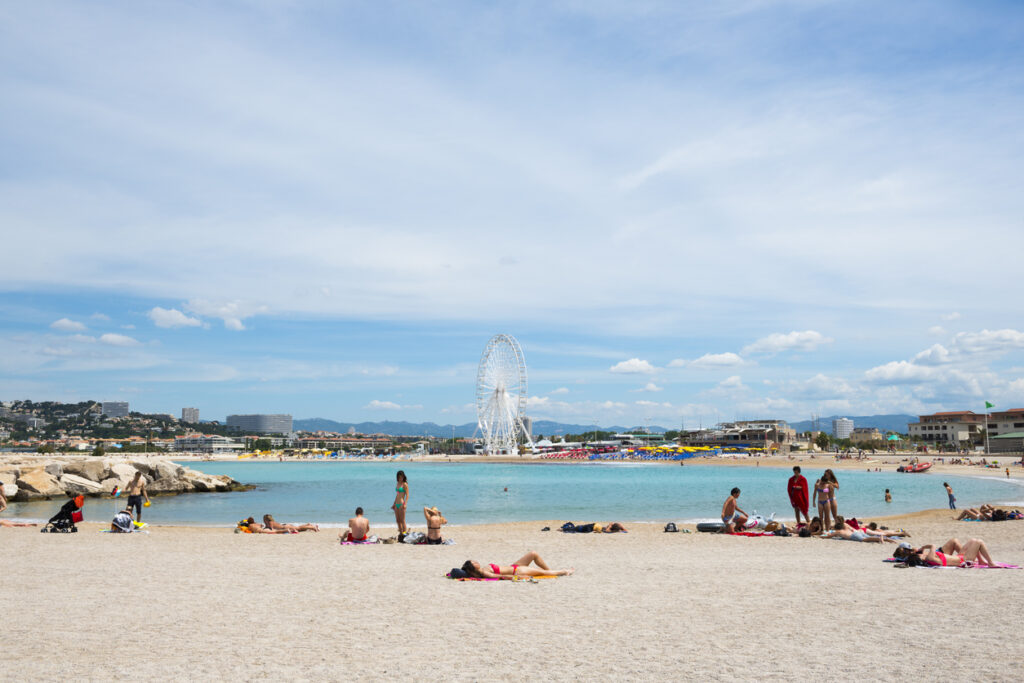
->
[{"left": 884, "top": 558, "right": 1020, "bottom": 569}]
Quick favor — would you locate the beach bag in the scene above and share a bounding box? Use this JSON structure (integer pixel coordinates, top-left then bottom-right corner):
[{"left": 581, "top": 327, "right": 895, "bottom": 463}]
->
[
  {"left": 71, "top": 510, "right": 84, "bottom": 524},
  {"left": 448, "top": 568, "right": 469, "bottom": 579},
  {"left": 402, "top": 531, "right": 424, "bottom": 544},
  {"left": 664, "top": 522, "right": 678, "bottom": 533},
  {"left": 560, "top": 522, "right": 576, "bottom": 533}
]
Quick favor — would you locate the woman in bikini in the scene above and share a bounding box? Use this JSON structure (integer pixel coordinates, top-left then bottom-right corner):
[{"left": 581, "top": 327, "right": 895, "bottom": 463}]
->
[
  {"left": 461, "top": 551, "right": 574, "bottom": 579},
  {"left": 423, "top": 505, "right": 446, "bottom": 544},
  {"left": 392, "top": 470, "right": 409, "bottom": 537},
  {"left": 823, "top": 469, "right": 840, "bottom": 520},
  {"left": 814, "top": 478, "right": 832, "bottom": 532},
  {"left": 893, "top": 537, "right": 996, "bottom": 567}
]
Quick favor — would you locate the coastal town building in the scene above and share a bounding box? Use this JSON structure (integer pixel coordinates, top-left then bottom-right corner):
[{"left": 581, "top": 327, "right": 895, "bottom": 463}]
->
[
  {"left": 174, "top": 434, "right": 244, "bottom": 454},
  {"left": 102, "top": 401, "right": 130, "bottom": 418},
  {"left": 850, "top": 427, "right": 882, "bottom": 444},
  {"left": 182, "top": 407, "right": 200, "bottom": 423},
  {"left": 990, "top": 432, "right": 1024, "bottom": 454},
  {"left": 985, "top": 409, "right": 1024, "bottom": 438},
  {"left": 226, "top": 414, "right": 293, "bottom": 434},
  {"left": 832, "top": 418, "right": 853, "bottom": 439},
  {"left": 683, "top": 420, "right": 795, "bottom": 449},
  {"left": 907, "top": 411, "right": 986, "bottom": 445}
]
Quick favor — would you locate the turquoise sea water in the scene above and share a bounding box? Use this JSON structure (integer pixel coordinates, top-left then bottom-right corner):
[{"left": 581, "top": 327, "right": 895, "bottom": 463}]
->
[{"left": 7, "top": 461, "right": 1023, "bottom": 527}]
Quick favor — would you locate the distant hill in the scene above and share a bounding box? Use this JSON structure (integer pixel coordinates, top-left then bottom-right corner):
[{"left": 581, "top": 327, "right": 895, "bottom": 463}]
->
[
  {"left": 787, "top": 414, "right": 916, "bottom": 434},
  {"left": 293, "top": 418, "right": 669, "bottom": 438}
]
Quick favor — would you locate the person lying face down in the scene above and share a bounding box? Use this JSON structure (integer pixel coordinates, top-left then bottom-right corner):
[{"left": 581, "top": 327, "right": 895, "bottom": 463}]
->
[{"left": 460, "top": 551, "right": 575, "bottom": 579}]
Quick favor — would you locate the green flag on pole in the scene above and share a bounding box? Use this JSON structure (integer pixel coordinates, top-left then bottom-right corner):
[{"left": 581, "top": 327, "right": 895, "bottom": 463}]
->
[{"left": 985, "top": 401, "right": 994, "bottom": 409}]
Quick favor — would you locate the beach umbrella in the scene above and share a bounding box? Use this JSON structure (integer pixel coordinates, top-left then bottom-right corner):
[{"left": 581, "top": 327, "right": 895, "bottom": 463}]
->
[{"left": 887, "top": 435, "right": 900, "bottom": 441}]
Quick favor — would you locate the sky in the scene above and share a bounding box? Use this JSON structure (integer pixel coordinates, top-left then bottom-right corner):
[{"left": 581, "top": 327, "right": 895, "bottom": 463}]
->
[{"left": 2, "top": 1, "right": 1023, "bottom": 427}]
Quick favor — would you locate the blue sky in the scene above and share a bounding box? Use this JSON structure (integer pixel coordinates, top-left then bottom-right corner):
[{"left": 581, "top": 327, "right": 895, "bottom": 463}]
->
[{"left": 2, "top": 1, "right": 1023, "bottom": 426}]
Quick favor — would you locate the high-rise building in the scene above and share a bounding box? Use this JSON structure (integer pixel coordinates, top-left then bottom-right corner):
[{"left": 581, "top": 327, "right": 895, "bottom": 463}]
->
[
  {"left": 832, "top": 417, "right": 854, "bottom": 439},
  {"left": 181, "top": 407, "right": 200, "bottom": 423},
  {"left": 226, "top": 414, "right": 293, "bottom": 434},
  {"left": 102, "top": 402, "right": 130, "bottom": 418}
]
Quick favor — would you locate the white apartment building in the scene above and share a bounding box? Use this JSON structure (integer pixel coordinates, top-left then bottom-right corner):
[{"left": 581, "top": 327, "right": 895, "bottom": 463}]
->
[
  {"left": 181, "top": 407, "right": 200, "bottom": 423},
  {"left": 832, "top": 418, "right": 854, "bottom": 439}
]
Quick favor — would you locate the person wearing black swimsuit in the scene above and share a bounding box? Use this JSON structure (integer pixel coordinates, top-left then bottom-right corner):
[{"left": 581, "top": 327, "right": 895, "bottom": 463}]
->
[{"left": 424, "top": 506, "right": 447, "bottom": 544}]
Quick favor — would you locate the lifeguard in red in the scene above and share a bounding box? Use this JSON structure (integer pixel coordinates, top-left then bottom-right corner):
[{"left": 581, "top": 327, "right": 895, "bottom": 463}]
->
[{"left": 788, "top": 465, "right": 810, "bottom": 524}]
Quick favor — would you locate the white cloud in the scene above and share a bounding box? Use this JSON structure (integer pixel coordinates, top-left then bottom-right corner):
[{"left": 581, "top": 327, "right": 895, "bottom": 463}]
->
[
  {"left": 50, "top": 318, "right": 86, "bottom": 332},
  {"left": 609, "top": 358, "right": 656, "bottom": 374},
  {"left": 864, "top": 361, "right": 934, "bottom": 384},
  {"left": 148, "top": 307, "right": 202, "bottom": 328},
  {"left": 90, "top": 313, "right": 110, "bottom": 321},
  {"left": 952, "top": 329, "right": 1024, "bottom": 354},
  {"left": 687, "top": 352, "right": 745, "bottom": 369},
  {"left": 913, "top": 344, "right": 952, "bottom": 366},
  {"left": 550, "top": 387, "right": 569, "bottom": 395},
  {"left": 641, "top": 382, "right": 663, "bottom": 392},
  {"left": 526, "top": 396, "right": 550, "bottom": 407},
  {"left": 742, "top": 330, "right": 833, "bottom": 355},
  {"left": 942, "top": 312, "right": 961, "bottom": 321},
  {"left": 99, "top": 333, "right": 140, "bottom": 347},
  {"left": 364, "top": 399, "right": 402, "bottom": 410},
  {"left": 184, "top": 300, "right": 267, "bottom": 331}
]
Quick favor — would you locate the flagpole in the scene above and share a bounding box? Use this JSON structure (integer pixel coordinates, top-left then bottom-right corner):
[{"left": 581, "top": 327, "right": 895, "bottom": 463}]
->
[{"left": 985, "top": 404, "right": 991, "bottom": 456}]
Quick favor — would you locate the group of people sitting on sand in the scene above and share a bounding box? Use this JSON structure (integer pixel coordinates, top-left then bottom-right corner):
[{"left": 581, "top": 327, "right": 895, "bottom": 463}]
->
[
  {"left": 237, "top": 514, "right": 319, "bottom": 534},
  {"left": 337, "top": 505, "right": 449, "bottom": 544}
]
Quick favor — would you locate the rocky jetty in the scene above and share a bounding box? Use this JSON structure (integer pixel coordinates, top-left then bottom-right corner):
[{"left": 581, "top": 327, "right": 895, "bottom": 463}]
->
[{"left": 0, "top": 456, "right": 245, "bottom": 502}]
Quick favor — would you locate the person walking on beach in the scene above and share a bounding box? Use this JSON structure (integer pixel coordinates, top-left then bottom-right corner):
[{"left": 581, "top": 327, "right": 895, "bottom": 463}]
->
[
  {"left": 721, "top": 488, "right": 748, "bottom": 533},
  {"left": 125, "top": 471, "right": 150, "bottom": 522},
  {"left": 787, "top": 466, "right": 810, "bottom": 525},
  {"left": 392, "top": 470, "right": 409, "bottom": 539},
  {"left": 944, "top": 482, "right": 956, "bottom": 510}
]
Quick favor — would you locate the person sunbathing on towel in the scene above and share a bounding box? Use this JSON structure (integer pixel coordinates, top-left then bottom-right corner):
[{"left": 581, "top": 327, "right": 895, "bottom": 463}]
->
[
  {"left": 339, "top": 507, "right": 370, "bottom": 542},
  {"left": 824, "top": 519, "right": 897, "bottom": 543},
  {"left": 599, "top": 522, "right": 627, "bottom": 533},
  {"left": 423, "top": 506, "right": 447, "bottom": 544},
  {"left": 955, "top": 505, "right": 994, "bottom": 521},
  {"left": 893, "top": 538, "right": 996, "bottom": 567},
  {"left": 834, "top": 516, "right": 909, "bottom": 538},
  {"left": 1, "top": 519, "right": 38, "bottom": 527},
  {"left": 461, "top": 551, "right": 574, "bottom": 579},
  {"left": 243, "top": 517, "right": 291, "bottom": 534},
  {"left": 263, "top": 514, "right": 318, "bottom": 533}
]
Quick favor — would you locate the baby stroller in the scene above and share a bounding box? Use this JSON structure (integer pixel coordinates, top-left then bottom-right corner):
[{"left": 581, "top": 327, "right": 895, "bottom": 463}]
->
[{"left": 41, "top": 495, "right": 84, "bottom": 533}]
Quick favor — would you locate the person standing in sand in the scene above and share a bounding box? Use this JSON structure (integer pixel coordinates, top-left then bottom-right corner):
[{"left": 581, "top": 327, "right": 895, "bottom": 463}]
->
[
  {"left": 125, "top": 471, "right": 150, "bottom": 522},
  {"left": 340, "top": 507, "right": 370, "bottom": 542},
  {"left": 814, "top": 477, "right": 832, "bottom": 531},
  {"left": 787, "top": 466, "right": 810, "bottom": 525},
  {"left": 823, "top": 469, "right": 840, "bottom": 519},
  {"left": 720, "top": 488, "right": 748, "bottom": 533},
  {"left": 392, "top": 470, "right": 409, "bottom": 538},
  {"left": 944, "top": 482, "right": 956, "bottom": 510}
]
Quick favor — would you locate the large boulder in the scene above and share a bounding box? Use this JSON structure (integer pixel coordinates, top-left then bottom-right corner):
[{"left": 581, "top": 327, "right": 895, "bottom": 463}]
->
[
  {"left": 0, "top": 466, "right": 21, "bottom": 484},
  {"left": 44, "top": 462, "right": 63, "bottom": 477},
  {"left": 186, "top": 472, "right": 232, "bottom": 492},
  {"left": 106, "top": 462, "right": 140, "bottom": 483},
  {"left": 153, "top": 460, "right": 186, "bottom": 482},
  {"left": 98, "top": 477, "right": 126, "bottom": 494},
  {"left": 15, "top": 469, "right": 63, "bottom": 498},
  {"left": 1, "top": 482, "right": 17, "bottom": 500},
  {"left": 129, "top": 461, "right": 157, "bottom": 478},
  {"left": 62, "top": 459, "right": 106, "bottom": 482},
  {"left": 59, "top": 473, "right": 105, "bottom": 495}
]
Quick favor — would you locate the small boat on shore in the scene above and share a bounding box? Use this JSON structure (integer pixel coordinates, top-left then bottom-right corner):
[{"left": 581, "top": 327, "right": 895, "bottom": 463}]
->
[{"left": 898, "top": 462, "right": 932, "bottom": 473}]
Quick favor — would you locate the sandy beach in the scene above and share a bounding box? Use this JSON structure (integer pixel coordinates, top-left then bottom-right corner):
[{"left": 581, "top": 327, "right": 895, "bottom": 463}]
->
[{"left": 2, "top": 506, "right": 1023, "bottom": 680}]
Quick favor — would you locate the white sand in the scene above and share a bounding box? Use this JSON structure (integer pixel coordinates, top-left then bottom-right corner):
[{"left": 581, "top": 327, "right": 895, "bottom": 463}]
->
[{"left": 2, "top": 508, "right": 1023, "bottom": 680}]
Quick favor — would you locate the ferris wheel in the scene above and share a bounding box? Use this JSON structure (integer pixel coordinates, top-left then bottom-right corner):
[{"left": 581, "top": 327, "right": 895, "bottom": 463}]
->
[{"left": 476, "top": 334, "right": 532, "bottom": 455}]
